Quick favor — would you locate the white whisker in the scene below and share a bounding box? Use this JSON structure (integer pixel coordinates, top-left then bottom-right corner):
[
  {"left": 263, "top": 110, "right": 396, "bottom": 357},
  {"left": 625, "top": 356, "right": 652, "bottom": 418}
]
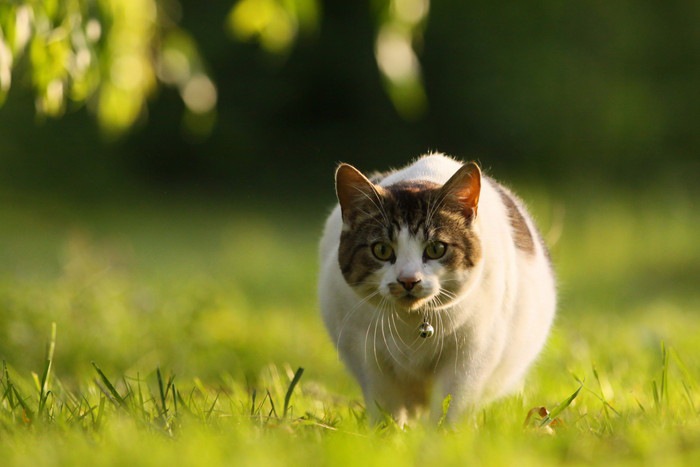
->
[
  {"left": 382, "top": 306, "right": 407, "bottom": 368},
  {"left": 389, "top": 312, "right": 410, "bottom": 352},
  {"left": 337, "top": 289, "right": 380, "bottom": 351},
  {"left": 372, "top": 307, "right": 382, "bottom": 373},
  {"left": 446, "top": 309, "right": 461, "bottom": 375},
  {"left": 434, "top": 311, "right": 446, "bottom": 371},
  {"left": 363, "top": 308, "right": 376, "bottom": 365},
  {"left": 353, "top": 185, "right": 390, "bottom": 226}
]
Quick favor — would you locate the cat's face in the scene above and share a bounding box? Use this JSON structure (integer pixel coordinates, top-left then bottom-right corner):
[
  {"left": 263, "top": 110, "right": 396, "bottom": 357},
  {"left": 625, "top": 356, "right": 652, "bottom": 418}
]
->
[{"left": 336, "top": 163, "right": 482, "bottom": 312}]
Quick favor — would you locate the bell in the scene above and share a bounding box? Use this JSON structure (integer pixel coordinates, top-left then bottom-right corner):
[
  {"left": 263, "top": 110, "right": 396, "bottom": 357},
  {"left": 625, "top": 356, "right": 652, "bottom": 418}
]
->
[{"left": 419, "top": 321, "right": 434, "bottom": 338}]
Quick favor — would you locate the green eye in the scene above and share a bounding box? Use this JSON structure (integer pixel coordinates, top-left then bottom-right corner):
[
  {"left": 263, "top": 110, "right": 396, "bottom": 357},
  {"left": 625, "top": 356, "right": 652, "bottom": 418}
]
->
[
  {"left": 424, "top": 241, "right": 447, "bottom": 260},
  {"left": 371, "top": 242, "right": 394, "bottom": 261}
]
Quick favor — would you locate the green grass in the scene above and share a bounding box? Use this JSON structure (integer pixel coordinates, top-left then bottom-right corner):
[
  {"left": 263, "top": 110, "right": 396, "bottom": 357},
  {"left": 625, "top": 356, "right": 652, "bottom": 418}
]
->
[{"left": 1, "top": 185, "right": 699, "bottom": 466}]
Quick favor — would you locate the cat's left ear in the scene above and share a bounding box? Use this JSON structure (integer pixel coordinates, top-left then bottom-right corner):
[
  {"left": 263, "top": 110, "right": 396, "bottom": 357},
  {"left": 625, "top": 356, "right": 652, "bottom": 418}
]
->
[{"left": 441, "top": 162, "right": 481, "bottom": 221}]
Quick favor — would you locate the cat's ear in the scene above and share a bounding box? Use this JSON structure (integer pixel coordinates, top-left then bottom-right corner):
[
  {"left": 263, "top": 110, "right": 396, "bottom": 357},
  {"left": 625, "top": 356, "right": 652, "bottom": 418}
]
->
[
  {"left": 441, "top": 162, "right": 482, "bottom": 220},
  {"left": 335, "top": 163, "right": 385, "bottom": 224}
]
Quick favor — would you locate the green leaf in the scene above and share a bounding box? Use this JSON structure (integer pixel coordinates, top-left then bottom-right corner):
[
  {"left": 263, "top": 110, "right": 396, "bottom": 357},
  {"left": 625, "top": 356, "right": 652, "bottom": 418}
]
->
[
  {"left": 92, "top": 362, "right": 126, "bottom": 407},
  {"left": 540, "top": 384, "right": 582, "bottom": 427},
  {"left": 437, "top": 394, "right": 451, "bottom": 428},
  {"left": 283, "top": 366, "right": 304, "bottom": 418}
]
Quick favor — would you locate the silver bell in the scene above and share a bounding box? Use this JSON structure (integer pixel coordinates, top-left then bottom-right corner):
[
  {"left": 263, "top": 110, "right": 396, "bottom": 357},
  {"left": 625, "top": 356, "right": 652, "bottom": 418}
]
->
[{"left": 419, "top": 321, "right": 434, "bottom": 338}]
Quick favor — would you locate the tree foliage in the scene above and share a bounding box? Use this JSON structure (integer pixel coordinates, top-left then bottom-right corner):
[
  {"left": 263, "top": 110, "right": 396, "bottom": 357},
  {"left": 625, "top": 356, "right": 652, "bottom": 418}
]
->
[
  {"left": 0, "top": 0, "right": 215, "bottom": 136},
  {"left": 0, "top": 0, "right": 432, "bottom": 136},
  {"left": 2, "top": 1, "right": 697, "bottom": 191}
]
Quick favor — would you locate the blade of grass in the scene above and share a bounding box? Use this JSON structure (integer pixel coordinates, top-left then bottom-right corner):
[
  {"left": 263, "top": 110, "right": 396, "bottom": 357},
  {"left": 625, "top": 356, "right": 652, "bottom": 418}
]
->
[
  {"left": 660, "top": 342, "right": 669, "bottom": 407},
  {"left": 94, "top": 395, "right": 107, "bottom": 429},
  {"left": 92, "top": 362, "right": 126, "bottom": 407},
  {"left": 3, "top": 362, "right": 34, "bottom": 422},
  {"left": 205, "top": 393, "right": 220, "bottom": 421},
  {"left": 653, "top": 341, "right": 670, "bottom": 412},
  {"left": 174, "top": 388, "right": 196, "bottom": 418},
  {"left": 266, "top": 390, "right": 277, "bottom": 419},
  {"left": 157, "top": 368, "right": 168, "bottom": 416},
  {"left": 2, "top": 361, "right": 11, "bottom": 401},
  {"left": 136, "top": 373, "right": 145, "bottom": 414},
  {"left": 591, "top": 365, "right": 619, "bottom": 433},
  {"left": 540, "top": 384, "right": 583, "bottom": 427},
  {"left": 670, "top": 347, "right": 696, "bottom": 411},
  {"left": 437, "top": 394, "right": 452, "bottom": 428},
  {"left": 652, "top": 381, "right": 660, "bottom": 410},
  {"left": 250, "top": 388, "right": 257, "bottom": 417},
  {"left": 283, "top": 367, "right": 304, "bottom": 418},
  {"left": 38, "top": 322, "right": 57, "bottom": 416},
  {"left": 171, "top": 381, "right": 178, "bottom": 417}
]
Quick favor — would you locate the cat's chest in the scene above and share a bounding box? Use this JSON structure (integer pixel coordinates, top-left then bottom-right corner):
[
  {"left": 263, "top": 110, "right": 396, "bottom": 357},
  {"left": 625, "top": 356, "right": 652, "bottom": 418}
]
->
[{"left": 358, "top": 311, "right": 462, "bottom": 376}]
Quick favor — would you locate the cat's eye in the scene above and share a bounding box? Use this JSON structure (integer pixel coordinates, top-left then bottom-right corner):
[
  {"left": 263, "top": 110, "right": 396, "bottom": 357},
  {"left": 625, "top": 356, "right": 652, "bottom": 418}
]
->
[
  {"left": 424, "top": 241, "right": 447, "bottom": 260},
  {"left": 371, "top": 242, "right": 394, "bottom": 261}
]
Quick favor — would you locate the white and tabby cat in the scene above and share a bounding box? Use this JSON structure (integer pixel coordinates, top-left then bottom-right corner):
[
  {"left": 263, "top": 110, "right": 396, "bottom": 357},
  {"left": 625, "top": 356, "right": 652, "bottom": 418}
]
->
[{"left": 318, "top": 153, "right": 556, "bottom": 425}]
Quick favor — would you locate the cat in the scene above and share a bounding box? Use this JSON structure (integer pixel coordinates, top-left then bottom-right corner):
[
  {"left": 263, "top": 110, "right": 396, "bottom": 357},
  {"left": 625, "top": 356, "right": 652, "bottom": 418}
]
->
[{"left": 318, "top": 153, "right": 556, "bottom": 425}]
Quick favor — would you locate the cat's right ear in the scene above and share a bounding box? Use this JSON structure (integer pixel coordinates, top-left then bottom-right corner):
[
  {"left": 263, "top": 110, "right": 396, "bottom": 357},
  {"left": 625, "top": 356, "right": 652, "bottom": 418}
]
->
[
  {"left": 335, "top": 163, "right": 384, "bottom": 225},
  {"left": 440, "top": 161, "right": 482, "bottom": 221}
]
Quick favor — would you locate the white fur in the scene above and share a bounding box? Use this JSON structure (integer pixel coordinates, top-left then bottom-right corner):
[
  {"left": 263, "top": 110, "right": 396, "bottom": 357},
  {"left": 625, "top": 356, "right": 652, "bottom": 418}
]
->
[{"left": 318, "top": 154, "right": 556, "bottom": 425}]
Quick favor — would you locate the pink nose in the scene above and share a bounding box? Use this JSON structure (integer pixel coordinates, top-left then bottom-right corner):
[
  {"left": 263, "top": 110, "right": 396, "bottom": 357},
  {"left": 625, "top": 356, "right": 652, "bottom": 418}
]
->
[{"left": 397, "top": 277, "right": 421, "bottom": 291}]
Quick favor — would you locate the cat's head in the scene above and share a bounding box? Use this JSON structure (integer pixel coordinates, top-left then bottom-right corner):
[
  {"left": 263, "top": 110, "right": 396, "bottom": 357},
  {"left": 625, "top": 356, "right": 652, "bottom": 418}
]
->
[{"left": 335, "top": 162, "right": 482, "bottom": 312}]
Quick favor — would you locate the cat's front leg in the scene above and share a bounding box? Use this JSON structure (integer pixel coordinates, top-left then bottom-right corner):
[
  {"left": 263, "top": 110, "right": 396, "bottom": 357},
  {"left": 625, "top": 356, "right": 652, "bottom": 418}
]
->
[
  {"left": 361, "top": 369, "right": 427, "bottom": 427},
  {"left": 429, "top": 363, "right": 490, "bottom": 425}
]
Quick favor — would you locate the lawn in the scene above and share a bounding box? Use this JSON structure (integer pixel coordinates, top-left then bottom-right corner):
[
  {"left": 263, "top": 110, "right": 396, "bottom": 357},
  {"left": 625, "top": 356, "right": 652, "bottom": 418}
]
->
[{"left": 1, "top": 183, "right": 699, "bottom": 466}]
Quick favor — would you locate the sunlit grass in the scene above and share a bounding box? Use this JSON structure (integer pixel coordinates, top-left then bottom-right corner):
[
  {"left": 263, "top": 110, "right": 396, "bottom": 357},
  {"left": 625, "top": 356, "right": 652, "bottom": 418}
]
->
[{"left": 0, "top": 185, "right": 699, "bottom": 465}]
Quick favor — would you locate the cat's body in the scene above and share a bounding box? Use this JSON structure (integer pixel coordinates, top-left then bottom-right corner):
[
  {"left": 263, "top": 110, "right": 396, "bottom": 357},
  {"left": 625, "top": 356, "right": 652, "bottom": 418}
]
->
[{"left": 318, "top": 154, "right": 556, "bottom": 425}]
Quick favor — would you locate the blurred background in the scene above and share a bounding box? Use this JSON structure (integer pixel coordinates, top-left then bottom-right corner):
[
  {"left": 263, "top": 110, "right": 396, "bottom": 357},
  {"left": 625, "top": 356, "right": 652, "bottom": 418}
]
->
[
  {"left": 2, "top": 0, "right": 698, "bottom": 198},
  {"left": 0, "top": 0, "right": 698, "bottom": 392}
]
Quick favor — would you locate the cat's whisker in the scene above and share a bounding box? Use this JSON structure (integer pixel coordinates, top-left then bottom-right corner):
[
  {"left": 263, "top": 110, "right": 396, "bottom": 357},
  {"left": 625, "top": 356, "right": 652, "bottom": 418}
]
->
[
  {"left": 423, "top": 288, "right": 459, "bottom": 311},
  {"left": 388, "top": 315, "right": 413, "bottom": 363},
  {"left": 383, "top": 321, "right": 411, "bottom": 371},
  {"left": 440, "top": 313, "right": 449, "bottom": 369},
  {"left": 410, "top": 307, "right": 434, "bottom": 349},
  {"left": 408, "top": 315, "right": 429, "bottom": 348},
  {"left": 445, "top": 309, "right": 461, "bottom": 376},
  {"left": 363, "top": 308, "right": 377, "bottom": 366},
  {"left": 419, "top": 297, "right": 448, "bottom": 370},
  {"left": 353, "top": 207, "right": 388, "bottom": 231},
  {"left": 336, "top": 289, "right": 381, "bottom": 351},
  {"left": 425, "top": 192, "right": 438, "bottom": 223},
  {"left": 437, "top": 290, "right": 457, "bottom": 305},
  {"left": 425, "top": 192, "right": 443, "bottom": 228},
  {"left": 384, "top": 302, "right": 413, "bottom": 362},
  {"left": 372, "top": 308, "right": 383, "bottom": 373},
  {"left": 336, "top": 307, "right": 360, "bottom": 353},
  {"left": 426, "top": 191, "right": 450, "bottom": 227},
  {"left": 389, "top": 312, "right": 410, "bottom": 351},
  {"left": 436, "top": 278, "right": 464, "bottom": 287},
  {"left": 432, "top": 312, "right": 443, "bottom": 369},
  {"left": 431, "top": 290, "right": 463, "bottom": 376},
  {"left": 392, "top": 310, "right": 410, "bottom": 326},
  {"left": 428, "top": 314, "right": 442, "bottom": 360},
  {"left": 353, "top": 185, "right": 390, "bottom": 226},
  {"left": 442, "top": 293, "right": 458, "bottom": 303},
  {"left": 379, "top": 311, "right": 390, "bottom": 362}
]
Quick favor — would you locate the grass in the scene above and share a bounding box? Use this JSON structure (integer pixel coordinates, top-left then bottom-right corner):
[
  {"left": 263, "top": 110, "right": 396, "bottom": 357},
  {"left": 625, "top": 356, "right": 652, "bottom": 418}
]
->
[{"left": 1, "top": 183, "right": 699, "bottom": 466}]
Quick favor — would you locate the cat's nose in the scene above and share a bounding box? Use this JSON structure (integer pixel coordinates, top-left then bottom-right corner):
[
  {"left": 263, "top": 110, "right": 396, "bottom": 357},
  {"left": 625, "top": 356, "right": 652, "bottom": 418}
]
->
[{"left": 397, "top": 276, "right": 421, "bottom": 291}]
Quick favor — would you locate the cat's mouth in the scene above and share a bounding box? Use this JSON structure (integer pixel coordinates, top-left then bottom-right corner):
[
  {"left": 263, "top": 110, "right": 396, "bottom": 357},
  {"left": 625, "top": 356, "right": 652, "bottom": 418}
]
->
[
  {"left": 395, "top": 294, "right": 429, "bottom": 311},
  {"left": 385, "top": 283, "right": 434, "bottom": 311}
]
